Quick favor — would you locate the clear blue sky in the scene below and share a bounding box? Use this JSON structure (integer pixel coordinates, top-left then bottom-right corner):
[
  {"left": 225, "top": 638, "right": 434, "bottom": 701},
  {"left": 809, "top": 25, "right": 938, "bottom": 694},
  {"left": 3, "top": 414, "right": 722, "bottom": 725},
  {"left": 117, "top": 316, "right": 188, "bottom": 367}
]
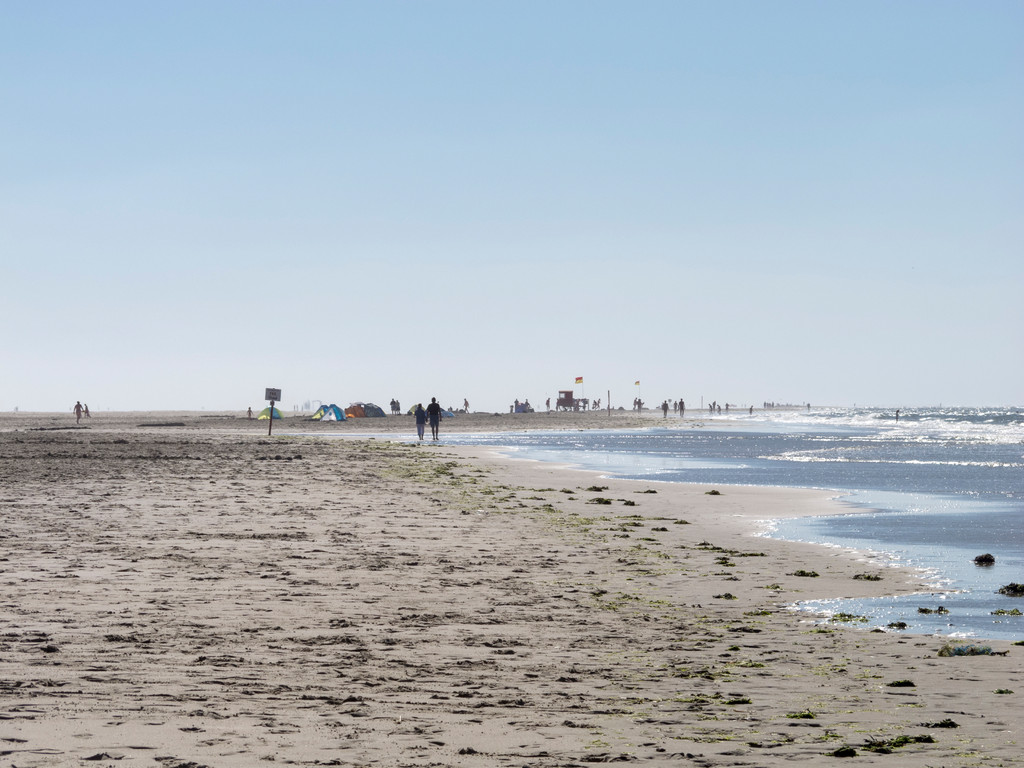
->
[{"left": 2, "top": 2, "right": 1021, "bottom": 412}]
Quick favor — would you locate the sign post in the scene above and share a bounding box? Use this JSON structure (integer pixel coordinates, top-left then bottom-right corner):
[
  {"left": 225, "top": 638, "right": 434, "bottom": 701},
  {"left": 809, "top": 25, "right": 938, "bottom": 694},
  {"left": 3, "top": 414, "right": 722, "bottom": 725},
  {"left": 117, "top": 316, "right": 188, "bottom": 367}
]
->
[{"left": 265, "top": 388, "right": 281, "bottom": 436}]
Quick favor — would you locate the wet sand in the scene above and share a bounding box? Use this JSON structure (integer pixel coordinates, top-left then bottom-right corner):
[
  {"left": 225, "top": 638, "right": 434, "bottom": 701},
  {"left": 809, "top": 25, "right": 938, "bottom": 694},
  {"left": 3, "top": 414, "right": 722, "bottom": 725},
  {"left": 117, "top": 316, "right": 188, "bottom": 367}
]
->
[{"left": 1, "top": 412, "right": 1021, "bottom": 766}]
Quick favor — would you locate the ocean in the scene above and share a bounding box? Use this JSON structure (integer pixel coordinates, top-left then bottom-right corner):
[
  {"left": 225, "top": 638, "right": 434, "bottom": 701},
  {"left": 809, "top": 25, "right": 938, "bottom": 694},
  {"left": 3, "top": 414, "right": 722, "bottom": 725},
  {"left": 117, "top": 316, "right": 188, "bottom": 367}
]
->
[{"left": 443, "top": 407, "right": 1024, "bottom": 642}]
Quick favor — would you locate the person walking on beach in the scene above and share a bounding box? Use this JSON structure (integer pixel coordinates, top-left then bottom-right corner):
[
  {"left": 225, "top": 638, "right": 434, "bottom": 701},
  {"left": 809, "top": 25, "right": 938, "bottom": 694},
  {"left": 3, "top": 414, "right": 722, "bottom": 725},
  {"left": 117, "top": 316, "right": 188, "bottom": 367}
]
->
[
  {"left": 414, "top": 403, "right": 427, "bottom": 440},
  {"left": 83, "top": 404, "right": 90, "bottom": 418},
  {"left": 73, "top": 401, "right": 83, "bottom": 424},
  {"left": 662, "top": 400, "right": 669, "bottom": 418},
  {"left": 679, "top": 399, "right": 685, "bottom": 417},
  {"left": 426, "top": 397, "right": 442, "bottom": 440},
  {"left": 247, "top": 407, "right": 253, "bottom": 419}
]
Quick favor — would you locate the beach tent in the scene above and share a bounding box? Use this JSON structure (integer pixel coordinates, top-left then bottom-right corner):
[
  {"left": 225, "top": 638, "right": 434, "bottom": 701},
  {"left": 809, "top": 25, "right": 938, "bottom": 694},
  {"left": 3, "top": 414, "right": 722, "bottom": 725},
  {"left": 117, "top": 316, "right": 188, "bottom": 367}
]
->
[
  {"left": 346, "top": 402, "right": 387, "bottom": 418},
  {"left": 258, "top": 406, "right": 282, "bottom": 420},
  {"left": 312, "top": 404, "right": 346, "bottom": 421},
  {"left": 406, "top": 405, "right": 455, "bottom": 418}
]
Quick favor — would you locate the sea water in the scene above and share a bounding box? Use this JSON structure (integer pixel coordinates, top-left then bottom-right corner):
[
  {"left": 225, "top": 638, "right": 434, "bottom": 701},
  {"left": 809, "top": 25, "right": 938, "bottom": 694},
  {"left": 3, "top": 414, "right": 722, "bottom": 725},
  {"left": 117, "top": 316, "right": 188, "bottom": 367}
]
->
[{"left": 443, "top": 407, "right": 1024, "bottom": 642}]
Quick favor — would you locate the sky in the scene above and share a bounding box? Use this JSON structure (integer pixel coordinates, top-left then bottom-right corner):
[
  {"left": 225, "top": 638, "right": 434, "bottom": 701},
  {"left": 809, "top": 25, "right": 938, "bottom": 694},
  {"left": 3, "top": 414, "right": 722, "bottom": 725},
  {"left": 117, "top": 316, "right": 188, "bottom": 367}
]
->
[{"left": 2, "top": 1, "right": 1022, "bottom": 413}]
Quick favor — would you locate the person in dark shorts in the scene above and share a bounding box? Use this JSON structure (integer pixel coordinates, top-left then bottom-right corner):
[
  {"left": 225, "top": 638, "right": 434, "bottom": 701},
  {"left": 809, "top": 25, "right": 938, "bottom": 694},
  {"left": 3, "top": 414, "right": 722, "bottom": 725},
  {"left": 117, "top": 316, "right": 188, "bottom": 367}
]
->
[{"left": 426, "top": 397, "right": 442, "bottom": 440}]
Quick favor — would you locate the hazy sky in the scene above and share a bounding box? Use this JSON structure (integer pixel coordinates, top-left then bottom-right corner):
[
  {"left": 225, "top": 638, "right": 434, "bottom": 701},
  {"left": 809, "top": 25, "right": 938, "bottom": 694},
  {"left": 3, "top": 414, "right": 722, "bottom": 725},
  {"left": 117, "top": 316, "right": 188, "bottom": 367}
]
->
[{"left": 3, "top": 2, "right": 1021, "bottom": 413}]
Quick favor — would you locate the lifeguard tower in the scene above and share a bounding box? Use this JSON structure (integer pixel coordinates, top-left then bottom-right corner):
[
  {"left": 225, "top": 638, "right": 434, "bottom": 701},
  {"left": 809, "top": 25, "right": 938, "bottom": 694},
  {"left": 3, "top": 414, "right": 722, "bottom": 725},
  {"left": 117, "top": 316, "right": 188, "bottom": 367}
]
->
[{"left": 556, "top": 390, "right": 589, "bottom": 412}]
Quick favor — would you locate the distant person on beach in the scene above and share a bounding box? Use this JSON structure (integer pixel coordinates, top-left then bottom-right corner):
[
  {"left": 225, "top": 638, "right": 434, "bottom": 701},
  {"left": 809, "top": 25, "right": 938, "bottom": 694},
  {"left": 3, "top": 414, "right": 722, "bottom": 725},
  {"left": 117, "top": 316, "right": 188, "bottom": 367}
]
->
[
  {"left": 895, "top": 409, "right": 900, "bottom": 422},
  {"left": 414, "top": 404, "right": 427, "bottom": 440},
  {"left": 463, "top": 398, "right": 469, "bottom": 413},
  {"left": 73, "top": 401, "right": 83, "bottom": 424},
  {"left": 546, "top": 397, "right": 550, "bottom": 412},
  {"left": 83, "top": 404, "right": 90, "bottom": 417},
  {"left": 247, "top": 407, "right": 253, "bottom": 419},
  {"left": 662, "top": 400, "right": 669, "bottom": 418},
  {"left": 679, "top": 399, "right": 685, "bottom": 417},
  {"left": 426, "top": 398, "right": 442, "bottom": 440}
]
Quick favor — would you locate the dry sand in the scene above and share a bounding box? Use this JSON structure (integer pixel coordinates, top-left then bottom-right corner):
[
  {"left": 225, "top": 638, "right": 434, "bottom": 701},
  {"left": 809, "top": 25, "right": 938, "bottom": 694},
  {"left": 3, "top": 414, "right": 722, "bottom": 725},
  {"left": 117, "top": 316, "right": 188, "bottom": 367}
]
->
[{"left": 1, "top": 411, "right": 1021, "bottom": 766}]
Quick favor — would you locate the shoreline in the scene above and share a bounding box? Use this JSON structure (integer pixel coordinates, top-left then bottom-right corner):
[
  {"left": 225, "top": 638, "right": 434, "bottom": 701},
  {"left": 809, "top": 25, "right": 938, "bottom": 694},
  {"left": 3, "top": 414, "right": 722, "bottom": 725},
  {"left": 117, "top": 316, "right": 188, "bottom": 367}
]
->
[
  {"left": 1, "top": 415, "right": 1021, "bottom": 765},
  {"left": 441, "top": 442, "right": 936, "bottom": 595}
]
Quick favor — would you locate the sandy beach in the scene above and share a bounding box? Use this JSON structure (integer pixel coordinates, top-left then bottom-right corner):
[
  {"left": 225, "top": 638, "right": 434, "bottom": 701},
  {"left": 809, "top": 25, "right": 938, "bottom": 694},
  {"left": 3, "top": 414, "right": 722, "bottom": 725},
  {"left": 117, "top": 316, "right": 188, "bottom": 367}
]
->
[{"left": 1, "top": 411, "right": 1021, "bottom": 767}]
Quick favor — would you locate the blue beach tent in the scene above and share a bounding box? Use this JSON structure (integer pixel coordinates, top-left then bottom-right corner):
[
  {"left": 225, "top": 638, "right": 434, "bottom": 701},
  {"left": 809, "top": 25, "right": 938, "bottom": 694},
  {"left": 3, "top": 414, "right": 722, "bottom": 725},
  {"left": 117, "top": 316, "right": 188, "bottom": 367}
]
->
[{"left": 312, "top": 403, "right": 346, "bottom": 421}]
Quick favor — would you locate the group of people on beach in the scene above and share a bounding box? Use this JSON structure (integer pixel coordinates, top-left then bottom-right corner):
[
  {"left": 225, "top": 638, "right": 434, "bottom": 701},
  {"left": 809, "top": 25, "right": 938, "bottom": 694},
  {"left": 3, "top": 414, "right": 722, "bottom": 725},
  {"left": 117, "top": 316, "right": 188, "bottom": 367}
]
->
[
  {"left": 72, "top": 401, "right": 90, "bottom": 423},
  {"left": 412, "top": 398, "right": 443, "bottom": 441}
]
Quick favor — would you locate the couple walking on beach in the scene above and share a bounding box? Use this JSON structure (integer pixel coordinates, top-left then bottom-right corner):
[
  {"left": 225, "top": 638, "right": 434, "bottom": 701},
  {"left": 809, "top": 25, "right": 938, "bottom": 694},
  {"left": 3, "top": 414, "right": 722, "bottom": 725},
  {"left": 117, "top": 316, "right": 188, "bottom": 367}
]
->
[
  {"left": 414, "top": 398, "right": 442, "bottom": 441},
  {"left": 73, "top": 401, "right": 91, "bottom": 423}
]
